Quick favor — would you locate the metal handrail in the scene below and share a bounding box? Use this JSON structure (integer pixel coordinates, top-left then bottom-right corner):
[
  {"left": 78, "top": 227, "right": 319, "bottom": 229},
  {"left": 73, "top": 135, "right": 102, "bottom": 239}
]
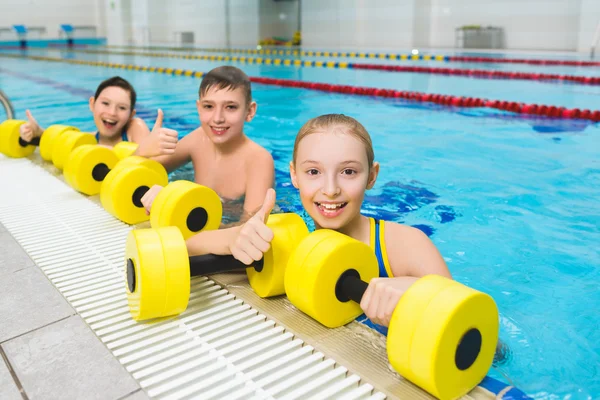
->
[{"left": 0, "top": 89, "right": 15, "bottom": 120}]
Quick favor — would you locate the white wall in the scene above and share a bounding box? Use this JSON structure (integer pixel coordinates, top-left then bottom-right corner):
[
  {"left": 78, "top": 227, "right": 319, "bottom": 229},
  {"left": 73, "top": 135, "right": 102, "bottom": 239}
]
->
[
  {"left": 130, "top": 0, "right": 149, "bottom": 45},
  {"left": 104, "top": 0, "right": 126, "bottom": 46},
  {"left": 146, "top": 0, "right": 169, "bottom": 44},
  {"left": 577, "top": 0, "right": 600, "bottom": 53},
  {"left": 0, "top": 0, "right": 101, "bottom": 40},
  {"left": 230, "top": 0, "right": 260, "bottom": 47},
  {"left": 144, "top": 0, "right": 259, "bottom": 47},
  {"left": 259, "top": 0, "right": 299, "bottom": 42},
  {"left": 300, "top": 0, "right": 598, "bottom": 53},
  {"left": 94, "top": 0, "right": 107, "bottom": 38},
  {"left": 168, "top": 0, "right": 226, "bottom": 46},
  {"left": 429, "top": 0, "right": 582, "bottom": 51},
  {"left": 301, "top": 0, "right": 416, "bottom": 50},
  {"left": 413, "top": 0, "right": 432, "bottom": 49},
  {"left": 2, "top": 0, "right": 598, "bottom": 53}
]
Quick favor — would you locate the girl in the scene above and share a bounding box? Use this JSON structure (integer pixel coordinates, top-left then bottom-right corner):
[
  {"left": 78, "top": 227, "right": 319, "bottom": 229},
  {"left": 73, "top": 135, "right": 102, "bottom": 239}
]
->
[
  {"left": 19, "top": 76, "right": 151, "bottom": 147},
  {"left": 186, "top": 113, "right": 452, "bottom": 328}
]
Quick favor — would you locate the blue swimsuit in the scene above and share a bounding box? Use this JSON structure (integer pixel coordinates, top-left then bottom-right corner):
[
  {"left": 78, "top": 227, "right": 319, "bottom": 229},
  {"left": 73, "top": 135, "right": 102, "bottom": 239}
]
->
[
  {"left": 95, "top": 131, "right": 129, "bottom": 142},
  {"left": 356, "top": 218, "right": 393, "bottom": 335}
]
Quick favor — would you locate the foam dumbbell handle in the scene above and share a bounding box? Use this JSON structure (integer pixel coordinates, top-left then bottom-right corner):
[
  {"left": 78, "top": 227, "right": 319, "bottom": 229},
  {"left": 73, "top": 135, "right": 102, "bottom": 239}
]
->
[
  {"left": 335, "top": 269, "right": 369, "bottom": 304},
  {"left": 89, "top": 159, "right": 146, "bottom": 184},
  {"left": 189, "top": 254, "right": 264, "bottom": 276},
  {"left": 88, "top": 142, "right": 143, "bottom": 182},
  {"left": 18, "top": 136, "right": 40, "bottom": 147},
  {"left": 91, "top": 163, "right": 111, "bottom": 182},
  {"left": 131, "top": 186, "right": 151, "bottom": 208},
  {"left": 336, "top": 267, "right": 509, "bottom": 369},
  {"left": 126, "top": 253, "right": 263, "bottom": 293}
]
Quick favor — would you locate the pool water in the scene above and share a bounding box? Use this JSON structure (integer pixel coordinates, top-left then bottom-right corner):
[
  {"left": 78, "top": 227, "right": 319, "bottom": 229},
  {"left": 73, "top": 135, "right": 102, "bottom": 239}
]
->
[{"left": 0, "top": 48, "right": 599, "bottom": 400}]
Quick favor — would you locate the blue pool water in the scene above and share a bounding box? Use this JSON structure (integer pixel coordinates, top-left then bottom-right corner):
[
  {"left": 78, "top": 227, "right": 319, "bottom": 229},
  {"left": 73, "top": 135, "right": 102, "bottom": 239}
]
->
[{"left": 1, "top": 49, "right": 599, "bottom": 399}]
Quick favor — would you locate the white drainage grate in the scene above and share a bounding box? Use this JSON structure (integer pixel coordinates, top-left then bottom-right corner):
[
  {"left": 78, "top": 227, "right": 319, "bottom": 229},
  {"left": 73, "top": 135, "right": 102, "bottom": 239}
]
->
[{"left": 0, "top": 155, "right": 387, "bottom": 400}]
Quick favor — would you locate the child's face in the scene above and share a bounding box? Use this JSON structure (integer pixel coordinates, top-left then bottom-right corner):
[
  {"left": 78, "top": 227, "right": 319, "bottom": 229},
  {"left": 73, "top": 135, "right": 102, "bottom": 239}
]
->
[
  {"left": 290, "top": 128, "right": 379, "bottom": 231},
  {"left": 89, "top": 86, "right": 134, "bottom": 138},
  {"left": 197, "top": 86, "right": 256, "bottom": 144}
]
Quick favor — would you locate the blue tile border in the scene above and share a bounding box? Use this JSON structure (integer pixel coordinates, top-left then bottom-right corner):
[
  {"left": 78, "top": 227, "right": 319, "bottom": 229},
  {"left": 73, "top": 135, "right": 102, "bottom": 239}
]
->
[
  {"left": 479, "top": 376, "right": 532, "bottom": 399},
  {"left": 0, "top": 38, "right": 106, "bottom": 48}
]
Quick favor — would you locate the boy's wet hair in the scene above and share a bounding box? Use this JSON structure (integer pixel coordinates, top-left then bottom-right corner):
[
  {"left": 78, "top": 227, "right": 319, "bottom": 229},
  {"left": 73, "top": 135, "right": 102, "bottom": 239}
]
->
[
  {"left": 94, "top": 76, "right": 137, "bottom": 110},
  {"left": 293, "top": 114, "right": 375, "bottom": 169},
  {"left": 199, "top": 66, "right": 252, "bottom": 105}
]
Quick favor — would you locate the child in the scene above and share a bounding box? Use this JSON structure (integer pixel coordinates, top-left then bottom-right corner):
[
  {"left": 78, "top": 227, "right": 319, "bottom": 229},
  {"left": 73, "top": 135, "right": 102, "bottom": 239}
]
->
[
  {"left": 137, "top": 65, "right": 275, "bottom": 224},
  {"left": 19, "top": 76, "right": 151, "bottom": 147},
  {"left": 185, "top": 113, "right": 451, "bottom": 328}
]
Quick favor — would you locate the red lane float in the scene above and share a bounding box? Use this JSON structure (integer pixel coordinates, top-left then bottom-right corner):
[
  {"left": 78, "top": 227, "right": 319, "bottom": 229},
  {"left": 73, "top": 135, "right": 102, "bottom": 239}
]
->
[
  {"left": 350, "top": 64, "right": 600, "bottom": 86},
  {"left": 448, "top": 56, "right": 600, "bottom": 67},
  {"left": 250, "top": 76, "right": 600, "bottom": 122},
  {"left": 3, "top": 52, "right": 596, "bottom": 122}
]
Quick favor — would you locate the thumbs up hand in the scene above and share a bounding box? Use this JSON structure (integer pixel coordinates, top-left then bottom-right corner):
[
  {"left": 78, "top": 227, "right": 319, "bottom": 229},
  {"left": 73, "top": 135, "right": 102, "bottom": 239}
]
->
[
  {"left": 229, "top": 188, "right": 276, "bottom": 265},
  {"left": 137, "top": 109, "right": 178, "bottom": 157},
  {"left": 19, "top": 110, "right": 43, "bottom": 142}
]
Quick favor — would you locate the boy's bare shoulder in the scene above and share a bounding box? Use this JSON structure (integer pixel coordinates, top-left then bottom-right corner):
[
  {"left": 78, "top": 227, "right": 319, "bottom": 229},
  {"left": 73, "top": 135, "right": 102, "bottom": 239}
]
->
[
  {"left": 186, "top": 126, "right": 203, "bottom": 141},
  {"left": 186, "top": 127, "right": 207, "bottom": 155},
  {"left": 244, "top": 139, "right": 274, "bottom": 165}
]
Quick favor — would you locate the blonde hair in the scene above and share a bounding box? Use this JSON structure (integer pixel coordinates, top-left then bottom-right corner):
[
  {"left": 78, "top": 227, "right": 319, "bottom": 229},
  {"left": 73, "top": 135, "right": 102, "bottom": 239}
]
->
[{"left": 292, "top": 114, "right": 375, "bottom": 168}]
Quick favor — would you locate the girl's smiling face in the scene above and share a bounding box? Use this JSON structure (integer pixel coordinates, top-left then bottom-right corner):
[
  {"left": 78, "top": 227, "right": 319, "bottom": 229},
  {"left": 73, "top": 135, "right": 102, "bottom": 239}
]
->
[
  {"left": 290, "top": 126, "right": 379, "bottom": 231},
  {"left": 89, "top": 86, "right": 134, "bottom": 139}
]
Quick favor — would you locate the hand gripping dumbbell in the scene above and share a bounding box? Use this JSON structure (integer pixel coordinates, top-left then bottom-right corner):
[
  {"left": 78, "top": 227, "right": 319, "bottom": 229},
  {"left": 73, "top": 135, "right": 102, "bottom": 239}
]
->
[
  {"left": 63, "top": 142, "right": 140, "bottom": 195},
  {"left": 0, "top": 119, "right": 89, "bottom": 161},
  {"left": 284, "top": 229, "right": 499, "bottom": 400},
  {"left": 125, "top": 213, "right": 309, "bottom": 321},
  {"left": 99, "top": 156, "right": 169, "bottom": 225}
]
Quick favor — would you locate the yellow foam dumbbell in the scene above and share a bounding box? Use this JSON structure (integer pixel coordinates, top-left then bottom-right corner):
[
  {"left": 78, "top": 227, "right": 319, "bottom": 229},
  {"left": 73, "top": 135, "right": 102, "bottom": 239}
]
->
[
  {"left": 284, "top": 229, "right": 499, "bottom": 400},
  {"left": 0, "top": 119, "right": 83, "bottom": 160},
  {"left": 63, "top": 141, "right": 139, "bottom": 196},
  {"left": 125, "top": 213, "right": 309, "bottom": 321}
]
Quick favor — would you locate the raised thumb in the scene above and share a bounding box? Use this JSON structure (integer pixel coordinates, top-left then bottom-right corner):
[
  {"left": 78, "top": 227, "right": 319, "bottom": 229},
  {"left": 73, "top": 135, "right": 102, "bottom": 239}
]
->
[
  {"left": 25, "top": 109, "right": 37, "bottom": 125},
  {"left": 255, "top": 188, "right": 276, "bottom": 223},
  {"left": 152, "top": 109, "right": 164, "bottom": 131}
]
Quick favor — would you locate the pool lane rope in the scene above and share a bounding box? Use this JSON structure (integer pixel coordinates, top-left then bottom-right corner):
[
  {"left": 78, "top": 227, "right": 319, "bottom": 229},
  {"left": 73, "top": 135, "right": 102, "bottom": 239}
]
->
[
  {"left": 1, "top": 53, "right": 599, "bottom": 122},
  {"left": 102, "top": 44, "right": 600, "bottom": 68},
  {"left": 48, "top": 47, "right": 600, "bottom": 87}
]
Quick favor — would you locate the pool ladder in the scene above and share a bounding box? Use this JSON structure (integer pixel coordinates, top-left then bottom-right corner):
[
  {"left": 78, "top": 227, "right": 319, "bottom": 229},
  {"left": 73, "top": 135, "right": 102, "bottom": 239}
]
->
[{"left": 0, "top": 89, "right": 15, "bottom": 120}]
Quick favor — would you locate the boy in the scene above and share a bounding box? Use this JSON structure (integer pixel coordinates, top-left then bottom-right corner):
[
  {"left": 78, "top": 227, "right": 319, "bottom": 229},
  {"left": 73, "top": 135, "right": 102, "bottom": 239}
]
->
[{"left": 137, "top": 66, "right": 275, "bottom": 224}]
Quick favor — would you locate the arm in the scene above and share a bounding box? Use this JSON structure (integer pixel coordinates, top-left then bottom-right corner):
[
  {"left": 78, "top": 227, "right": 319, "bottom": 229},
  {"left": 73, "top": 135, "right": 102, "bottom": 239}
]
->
[
  {"left": 132, "top": 109, "right": 190, "bottom": 172},
  {"left": 239, "top": 148, "right": 275, "bottom": 223},
  {"left": 186, "top": 225, "right": 242, "bottom": 256},
  {"left": 360, "top": 222, "right": 451, "bottom": 327},
  {"left": 185, "top": 152, "right": 273, "bottom": 253},
  {"left": 135, "top": 127, "right": 194, "bottom": 173},
  {"left": 186, "top": 189, "right": 276, "bottom": 261},
  {"left": 148, "top": 132, "right": 193, "bottom": 173}
]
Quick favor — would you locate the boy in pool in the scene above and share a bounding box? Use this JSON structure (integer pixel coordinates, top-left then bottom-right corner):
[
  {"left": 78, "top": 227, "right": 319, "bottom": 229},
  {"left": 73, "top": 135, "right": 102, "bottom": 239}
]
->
[
  {"left": 19, "top": 76, "right": 151, "bottom": 147},
  {"left": 137, "top": 65, "right": 275, "bottom": 224},
  {"left": 185, "top": 113, "right": 451, "bottom": 327}
]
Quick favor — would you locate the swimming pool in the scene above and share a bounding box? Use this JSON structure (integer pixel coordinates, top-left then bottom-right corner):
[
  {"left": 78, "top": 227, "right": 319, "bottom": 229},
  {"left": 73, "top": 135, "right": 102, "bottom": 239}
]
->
[{"left": 1, "top": 47, "right": 599, "bottom": 399}]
